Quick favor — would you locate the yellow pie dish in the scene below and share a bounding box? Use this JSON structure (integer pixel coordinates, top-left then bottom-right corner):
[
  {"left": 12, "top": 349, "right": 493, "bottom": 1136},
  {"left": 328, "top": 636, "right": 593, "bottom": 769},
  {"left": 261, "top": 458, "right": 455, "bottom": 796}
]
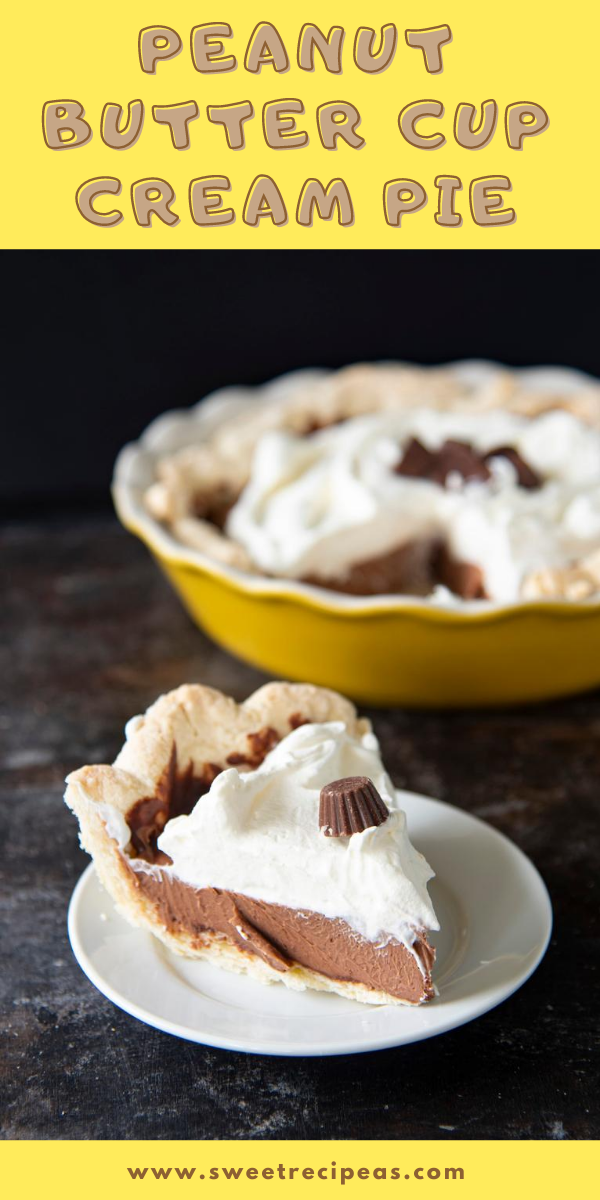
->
[{"left": 113, "top": 364, "right": 600, "bottom": 707}]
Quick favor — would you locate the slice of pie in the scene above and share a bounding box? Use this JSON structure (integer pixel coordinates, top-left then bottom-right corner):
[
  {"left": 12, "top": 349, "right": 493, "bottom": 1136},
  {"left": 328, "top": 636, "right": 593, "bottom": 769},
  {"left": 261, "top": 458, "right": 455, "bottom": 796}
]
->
[{"left": 65, "top": 682, "right": 438, "bottom": 1006}]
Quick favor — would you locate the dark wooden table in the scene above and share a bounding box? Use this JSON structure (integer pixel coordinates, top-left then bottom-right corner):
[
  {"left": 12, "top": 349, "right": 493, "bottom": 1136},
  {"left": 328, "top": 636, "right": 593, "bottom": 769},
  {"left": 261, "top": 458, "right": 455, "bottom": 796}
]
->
[{"left": 2, "top": 514, "right": 598, "bottom": 1140}]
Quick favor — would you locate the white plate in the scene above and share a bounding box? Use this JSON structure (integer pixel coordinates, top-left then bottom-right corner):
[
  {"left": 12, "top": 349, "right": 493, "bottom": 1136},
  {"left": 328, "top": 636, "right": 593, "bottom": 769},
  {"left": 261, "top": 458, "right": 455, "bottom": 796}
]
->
[{"left": 68, "top": 794, "right": 552, "bottom": 1056}]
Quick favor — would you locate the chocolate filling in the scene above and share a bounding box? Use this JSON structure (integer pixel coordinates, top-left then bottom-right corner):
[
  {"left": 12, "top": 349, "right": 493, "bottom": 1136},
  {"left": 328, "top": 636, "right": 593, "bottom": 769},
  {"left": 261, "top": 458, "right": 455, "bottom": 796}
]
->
[
  {"left": 127, "top": 731, "right": 281, "bottom": 862},
  {"left": 304, "top": 538, "right": 486, "bottom": 600},
  {"left": 305, "top": 433, "right": 547, "bottom": 596},
  {"left": 304, "top": 539, "right": 439, "bottom": 598},
  {"left": 188, "top": 432, "right": 537, "bottom": 600},
  {"left": 123, "top": 723, "right": 434, "bottom": 1003},
  {"left": 128, "top": 749, "right": 221, "bottom": 862},
  {"left": 127, "top": 864, "right": 434, "bottom": 1003},
  {"left": 225, "top": 726, "right": 279, "bottom": 768},
  {"left": 288, "top": 711, "right": 309, "bottom": 730},
  {"left": 436, "top": 543, "right": 487, "bottom": 600}
]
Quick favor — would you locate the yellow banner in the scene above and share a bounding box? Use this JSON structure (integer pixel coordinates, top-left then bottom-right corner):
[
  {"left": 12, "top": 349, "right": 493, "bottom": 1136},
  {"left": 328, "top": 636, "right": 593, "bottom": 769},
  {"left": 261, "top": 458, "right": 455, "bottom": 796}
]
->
[
  {"left": 1, "top": 1140, "right": 598, "bottom": 1199},
  {"left": 4, "top": 1, "right": 599, "bottom": 247}
]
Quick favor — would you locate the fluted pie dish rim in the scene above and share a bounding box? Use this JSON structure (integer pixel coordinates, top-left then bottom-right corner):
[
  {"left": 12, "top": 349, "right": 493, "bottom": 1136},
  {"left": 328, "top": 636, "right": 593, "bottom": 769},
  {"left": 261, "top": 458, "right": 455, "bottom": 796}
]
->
[
  {"left": 113, "top": 360, "right": 600, "bottom": 619},
  {"left": 112, "top": 363, "right": 600, "bottom": 705}
]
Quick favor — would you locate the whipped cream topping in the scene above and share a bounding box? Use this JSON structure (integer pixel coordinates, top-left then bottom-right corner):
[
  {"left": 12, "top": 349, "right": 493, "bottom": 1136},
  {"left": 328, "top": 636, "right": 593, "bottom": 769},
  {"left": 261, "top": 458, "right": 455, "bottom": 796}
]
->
[
  {"left": 157, "top": 722, "right": 438, "bottom": 951},
  {"left": 225, "top": 409, "right": 600, "bottom": 601}
]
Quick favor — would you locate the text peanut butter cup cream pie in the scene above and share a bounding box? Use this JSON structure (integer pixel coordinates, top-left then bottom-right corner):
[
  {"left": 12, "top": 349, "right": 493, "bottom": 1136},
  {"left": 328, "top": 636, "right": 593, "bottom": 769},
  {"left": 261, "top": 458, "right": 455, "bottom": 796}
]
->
[
  {"left": 145, "top": 364, "right": 600, "bottom": 603},
  {"left": 65, "top": 683, "right": 438, "bottom": 1006}
]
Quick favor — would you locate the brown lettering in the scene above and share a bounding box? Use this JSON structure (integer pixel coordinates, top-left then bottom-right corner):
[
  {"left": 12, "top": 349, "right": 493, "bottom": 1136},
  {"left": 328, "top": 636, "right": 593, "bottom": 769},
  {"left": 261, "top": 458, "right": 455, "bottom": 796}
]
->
[
  {"left": 152, "top": 101, "right": 199, "bottom": 150},
  {"left": 399, "top": 100, "right": 445, "bottom": 149},
  {"left": 189, "top": 176, "right": 234, "bottom": 225},
  {"left": 383, "top": 179, "right": 427, "bottom": 226},
  {"left": 131, "top": 178, "right": 179, "bottom": 226},
  {"left": 435, "top": 175, "right": 462, "bottom": 227},
  {"left": 296, "top": 178, "right": 353, "bottom": 225},
  {"left": 207, "top": 101, "right": 254, "bottom": 150},
  {"left": 454, "top": 100, "right": 498, "bottom": 150},
  {"left": 245, "top": 23, "right": 289, "bottom": 73},
  {"left": 353, "top": 25, "right": 397, "bottom": 73},
  {"left": 297, "top": 25, "right": 344, "bottom": 73},
  {"left": 101, "top": 100, "right": 144, "bottom": 150},
  {"left": 470, "top": 176, "right": 516, "bottom": 225},
  {"left": 42, "top": 101, "right": 92, "bottom": 149},
  {"left": 76, "top": 177, "right": 122, "bottom": 225},
  {"left": 138, "top": 26, "right": 182, "bottom": 74},
  {"left": 191, "top": 23, "right": 236, "bottom": 72},
  {"left": 505, "top": 102, "right": 550, "bottom": 150},
  {"left": 243, "top": 176, "right": 288, "bottom": 225},
  {"left": 263, "top": 99, "right": 308, "bottom": 149},
  {"left": 317, "top": 102, "right": 365, "bottom": 149},
  {"left": 405, "top": 26, "right": 452, "bottom": 73}
]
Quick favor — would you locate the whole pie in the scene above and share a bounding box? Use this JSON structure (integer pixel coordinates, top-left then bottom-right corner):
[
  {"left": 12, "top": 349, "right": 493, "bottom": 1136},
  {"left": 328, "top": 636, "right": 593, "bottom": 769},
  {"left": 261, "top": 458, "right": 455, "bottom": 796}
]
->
[
  {"left": 144, "top": 363, "right": 600, "bottom": 603},
  {"left": 65, "top": 682, "right": 438, "bottom": 1006}
]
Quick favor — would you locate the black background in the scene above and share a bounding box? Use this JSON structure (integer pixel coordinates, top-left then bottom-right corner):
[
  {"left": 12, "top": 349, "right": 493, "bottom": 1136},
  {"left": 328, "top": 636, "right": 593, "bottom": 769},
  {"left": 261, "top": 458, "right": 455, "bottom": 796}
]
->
[{"left": 4, "top": 249, "right": 599, "bottom": 510}]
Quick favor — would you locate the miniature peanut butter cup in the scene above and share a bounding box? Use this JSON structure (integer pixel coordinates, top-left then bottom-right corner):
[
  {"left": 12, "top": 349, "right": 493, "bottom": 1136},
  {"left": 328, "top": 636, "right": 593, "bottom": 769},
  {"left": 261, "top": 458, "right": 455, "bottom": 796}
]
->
[{"left": 319, "top": 776, "right": 389, "bottom": 837}]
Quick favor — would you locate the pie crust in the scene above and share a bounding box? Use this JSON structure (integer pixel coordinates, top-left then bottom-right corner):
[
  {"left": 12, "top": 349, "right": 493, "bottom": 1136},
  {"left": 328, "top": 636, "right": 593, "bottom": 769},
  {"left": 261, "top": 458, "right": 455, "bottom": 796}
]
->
[{"left": 65, "top": 682, "right": 435, "bottom": 1006}]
